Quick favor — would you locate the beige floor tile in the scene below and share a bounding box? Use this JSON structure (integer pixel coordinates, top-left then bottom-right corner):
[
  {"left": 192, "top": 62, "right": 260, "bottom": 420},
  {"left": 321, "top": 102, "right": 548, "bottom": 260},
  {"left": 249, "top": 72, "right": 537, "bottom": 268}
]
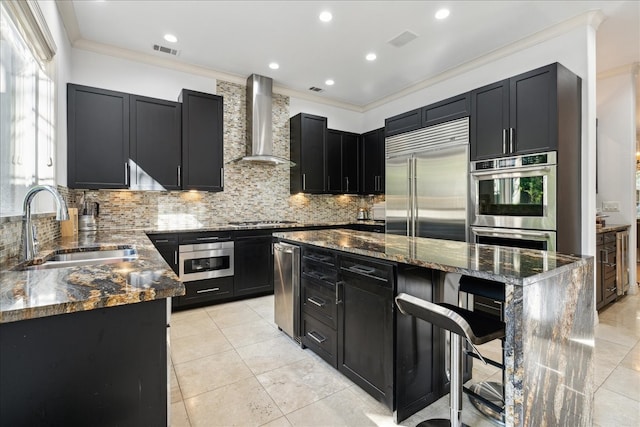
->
[
  {"left": 174, "top": 349, "right": 254, "bottom": 399},
  {"left": 257, "top": 357, "right": 351, "bottom": 414},
  {"left": 621, "top": 341, "right": 640, "bottom": 372},
  {"left": 171, "top": 314, "right": 218, "bottom": 340},
  {"left": 172, "top": 307, "right": 210, "bottom": 323},
  {"left": 236, "top": 335, "right": 308, "bottom": 375},
  {"left": 184, "top": 376, "right": 283, "bottom": 427},
  {"left": 172, "top": 329, "right": 233, "bottom": 364},
  {"left": 594, "top": 338, "right": 634, "bottom": 387},
  {"left": 285, "top": 387, "right": 390, "bottom": 427},
  {"left": 595, "top": 323, "right": 640, "bottom": 348},
  {"left": 170, "top": 401, "right": 191, "bottom": 427},
  {"left": 601, "top": 365, "right": 640, "bottom": 402},
  {"left": 260, "top": 416, "right": 292, "bottom": 427},
  {"left": 207, "top": 303, "right": 264, "bottom": 329},
  {"left": 170, "top": 363, "right": 183, "bottom": 403},
  {"left": 593, "top": 387, "right": 640, "bottom": 427},
  {"left": 221, "top": 318, "right": 281, "bottom": 348}
]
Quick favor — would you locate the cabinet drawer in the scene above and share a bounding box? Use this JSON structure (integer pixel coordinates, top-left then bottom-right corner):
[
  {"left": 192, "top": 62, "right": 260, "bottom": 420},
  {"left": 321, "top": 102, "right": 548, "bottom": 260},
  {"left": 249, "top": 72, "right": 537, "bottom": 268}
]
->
[
  {"left": 302, "top": 264, "right": 337, "bottom": 287},
  {"left": 596, "top": 234, "right": 604, "bottom": 245},
  {"left": 301, "top": 313, "right": 337, "bottom": 367},
  {"left": 339, "top": 256, "right": 394, "bottom": 286},
  {"left": 302, "top": 278, "right": 337, "bottom": 328},
  {"left": 179, "top": 232, "right": 233, "bottom": 244},
  {"left": 302, "top": 247, "right": 336, "bottom": 267},
  {"left": 603, "top": 232, "right": 616, "bottom": 244},
  {"left": 181, "top": 277, "right": 234, "bottom": 305},
  {"left": 147, "top": 233, "right": 179, "bottom": 246}
]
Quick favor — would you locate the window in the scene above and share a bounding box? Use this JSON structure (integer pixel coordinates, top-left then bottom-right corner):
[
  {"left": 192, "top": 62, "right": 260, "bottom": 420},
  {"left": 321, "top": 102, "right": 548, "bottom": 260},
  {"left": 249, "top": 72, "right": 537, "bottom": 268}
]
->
[{"left": 0, "top": 1, "right": 56, "bottom": 217}]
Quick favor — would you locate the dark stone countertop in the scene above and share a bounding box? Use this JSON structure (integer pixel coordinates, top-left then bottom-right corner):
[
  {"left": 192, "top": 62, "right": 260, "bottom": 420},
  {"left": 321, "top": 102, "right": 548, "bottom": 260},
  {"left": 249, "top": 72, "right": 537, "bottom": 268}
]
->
[
  {"left": 273, "top": 229, "right": 591, "bottom": 286},
  {"left": 0, "top": 231, "right": 184, "bottom": 324},
  {"left": 596, "top": 223, "right": 630, "bottom": 234}
]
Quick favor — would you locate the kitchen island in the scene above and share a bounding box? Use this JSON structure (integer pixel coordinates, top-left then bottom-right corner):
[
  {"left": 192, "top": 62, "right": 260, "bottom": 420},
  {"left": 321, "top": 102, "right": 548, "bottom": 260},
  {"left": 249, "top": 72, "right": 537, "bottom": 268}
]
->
[
  {"left": 0, "top": 231, "right": 184, "bottom": 426},
  {"left": 273, "top": 229, "right": 594, "bottom": 427}
]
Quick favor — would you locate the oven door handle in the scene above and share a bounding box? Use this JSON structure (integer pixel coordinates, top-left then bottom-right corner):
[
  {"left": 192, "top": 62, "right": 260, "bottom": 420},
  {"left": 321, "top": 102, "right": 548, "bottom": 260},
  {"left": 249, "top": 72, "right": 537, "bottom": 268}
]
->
[
  {"left": 470, "top": 165, "right": 552, "bottom": 177},
  {"left": 472, "top": 227, "right": 553, "bottom": 240}
]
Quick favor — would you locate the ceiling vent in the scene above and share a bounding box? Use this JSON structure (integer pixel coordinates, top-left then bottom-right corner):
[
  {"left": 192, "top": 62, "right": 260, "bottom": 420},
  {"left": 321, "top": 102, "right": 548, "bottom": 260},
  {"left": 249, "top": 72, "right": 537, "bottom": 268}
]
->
[
  {"left": 388, "top": 30, "right": 418, "bottom": 48},
  {"left": 153, "top": 44, "right": 179, "bottom": 56},
  {"left": 309, "top": 86, "right": 323, "bottom": 92}
]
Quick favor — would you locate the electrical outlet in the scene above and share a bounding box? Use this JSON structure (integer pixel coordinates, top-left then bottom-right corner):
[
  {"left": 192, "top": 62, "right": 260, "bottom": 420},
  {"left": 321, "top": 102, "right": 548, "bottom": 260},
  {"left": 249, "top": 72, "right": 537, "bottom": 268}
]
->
[{"left": 602, "top": 201, "right": 620, "bottom": 212}]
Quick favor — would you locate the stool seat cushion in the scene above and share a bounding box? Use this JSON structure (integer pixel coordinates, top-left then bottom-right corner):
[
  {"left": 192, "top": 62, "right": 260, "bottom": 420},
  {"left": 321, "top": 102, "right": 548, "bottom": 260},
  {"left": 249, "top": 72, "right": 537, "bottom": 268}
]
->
[{"left": 439, "top": 303, "right": 505, "bottom": 345}]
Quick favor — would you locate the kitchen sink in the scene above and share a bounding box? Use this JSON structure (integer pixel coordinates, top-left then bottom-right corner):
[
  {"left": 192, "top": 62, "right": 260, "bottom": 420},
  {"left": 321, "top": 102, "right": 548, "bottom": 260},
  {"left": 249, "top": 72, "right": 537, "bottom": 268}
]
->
[{"left": 14, "top": 247, "right": 138, "bottom": 271}]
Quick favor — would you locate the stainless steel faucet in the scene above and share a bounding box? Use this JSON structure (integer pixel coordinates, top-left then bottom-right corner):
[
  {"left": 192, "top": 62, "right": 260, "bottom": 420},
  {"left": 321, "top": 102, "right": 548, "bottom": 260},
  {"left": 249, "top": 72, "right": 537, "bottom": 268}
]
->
[{"left": 21, "top": 185, "right": 70, "bottom": 261}]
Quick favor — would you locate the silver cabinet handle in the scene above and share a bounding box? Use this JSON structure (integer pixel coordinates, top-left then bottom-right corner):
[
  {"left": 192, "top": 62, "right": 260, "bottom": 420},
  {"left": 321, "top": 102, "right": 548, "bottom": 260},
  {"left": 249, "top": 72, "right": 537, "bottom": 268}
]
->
[
  {"left": 155, "top": 239, "right": 169, "bottom": 243},
  {"left": 124, "top": 162, "right": 129, "bottom": 185},
  {"left": 177, "top": 166, "right": 181, "bottom": 187},
  {"left": 336, "top": 281, "right": 343, "bottom": 305},
  {"left": 307, "top": 331, "right": 326, "bottom": 344},
  {"left": 345, "top": 177, "right": 349, "bottom": 192},
  {"left": 220, "top": 168, "right": 224, "bottom": 187},
  {"left": 307, "top": 296, "right": 326, "bottom": 307},
  {"left": 174, "top": 250, "right": 178, "bottom": 265},
  {"left": 302, "top": 173, "right": 306, "bottom": 191},
  {"left": 196, "top": 287, "right": 220, "bottom": 294},
  {"left": 502, "top": 129, "right": 507, "bottom": 154},
  {"left": 509, "top": 128, "right": 515, "bottom": 153},
  {"left": 196, "top": 236, "right": 219, "bottom": 241}
]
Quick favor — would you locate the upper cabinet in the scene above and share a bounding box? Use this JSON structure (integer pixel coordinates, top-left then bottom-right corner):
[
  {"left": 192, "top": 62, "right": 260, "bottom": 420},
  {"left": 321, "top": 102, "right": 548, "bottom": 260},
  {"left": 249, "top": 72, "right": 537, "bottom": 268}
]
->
[
  {"left": 361, "top": 128, "right": 385, "bottom": 194},
  {"left": 67, "top": 84, "right": 224, "bottom": 191},
  {"left": 179, "top": 90, "right": 224, "bottom": 192},
  {"left": 67, "top": 84, "right": 130, "bottom": 189},
  {"left": 130, "top": 95, "right": 182, "bottom": 190},
  {"left": 290, "top": 113, "right": 327, "bottom": 193},
  {"left": 327, "top": 130, "right": 360, "bottom": 194},
  {"left": 385, "top": 93, "right": 470, "bottom": 137},
  {"left": 470, "top": 63, "right": 574, "bottom": 160}
]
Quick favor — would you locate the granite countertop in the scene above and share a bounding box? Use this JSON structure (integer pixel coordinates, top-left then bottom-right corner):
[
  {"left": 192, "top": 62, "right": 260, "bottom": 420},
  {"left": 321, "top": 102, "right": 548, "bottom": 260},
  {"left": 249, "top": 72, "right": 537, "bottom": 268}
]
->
[
  {"left": 0, "top": 231, "right": 184, "bottom": 324},
  {"left": 596, "top": 223, "right": 630, "bottom": 233},
  {"left": 273, "top": 229, "right": 590, "bottom": 286},
  {"left": 146, "top": 219, "right": 384, "bottom": 233}
]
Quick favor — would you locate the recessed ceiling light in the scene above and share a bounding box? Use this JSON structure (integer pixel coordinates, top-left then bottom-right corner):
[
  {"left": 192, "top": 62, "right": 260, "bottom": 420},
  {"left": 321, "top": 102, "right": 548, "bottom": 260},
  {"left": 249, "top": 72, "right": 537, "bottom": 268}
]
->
[
  {"left": 325, "top": 79, "right": 335, "bottom": 86},
  {"left": 319, "top": 11, "right": 333, "bottom": 22},
  {"left": 269, "top": 62, "right": 280, "bottom": 70},
  {"left": 435, "top": 8, "right": 450, "bottom": 20},
  {"left": 164, "top": 34, "right": 178, "bottom": 43},
  {"left": 366, "top": 53, "right": 377, "bottom": 61}
]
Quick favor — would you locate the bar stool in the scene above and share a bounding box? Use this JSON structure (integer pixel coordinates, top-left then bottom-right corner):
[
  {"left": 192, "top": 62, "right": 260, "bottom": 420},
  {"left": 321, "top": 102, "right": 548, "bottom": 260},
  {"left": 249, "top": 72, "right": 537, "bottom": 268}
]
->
[
  {"left": 395, "top": 293, "right": 505, "bottom": 427},
  {"left": 458, "top": 276, "right": 506, "bottom": 425}
]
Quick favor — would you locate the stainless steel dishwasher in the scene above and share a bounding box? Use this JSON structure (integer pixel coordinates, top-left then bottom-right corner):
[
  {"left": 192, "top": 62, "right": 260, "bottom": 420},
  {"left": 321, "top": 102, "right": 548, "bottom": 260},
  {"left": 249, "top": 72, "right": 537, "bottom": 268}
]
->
[{"left": 273, "top": 241, "right": 301, "bottom": 342}]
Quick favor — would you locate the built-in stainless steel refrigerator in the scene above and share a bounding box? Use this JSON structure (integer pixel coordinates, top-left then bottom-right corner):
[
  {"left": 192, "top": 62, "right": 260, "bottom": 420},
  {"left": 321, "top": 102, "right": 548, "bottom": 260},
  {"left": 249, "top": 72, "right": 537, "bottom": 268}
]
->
[{"left": 385, "top": 117, "right": 470, "bottom": 242}]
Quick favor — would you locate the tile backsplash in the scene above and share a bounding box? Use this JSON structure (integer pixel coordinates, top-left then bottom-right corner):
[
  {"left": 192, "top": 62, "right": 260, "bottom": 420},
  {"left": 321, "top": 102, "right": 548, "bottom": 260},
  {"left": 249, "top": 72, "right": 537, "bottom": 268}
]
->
[{"left": 0, "top": 79, "right": 383, "bottom": 264}]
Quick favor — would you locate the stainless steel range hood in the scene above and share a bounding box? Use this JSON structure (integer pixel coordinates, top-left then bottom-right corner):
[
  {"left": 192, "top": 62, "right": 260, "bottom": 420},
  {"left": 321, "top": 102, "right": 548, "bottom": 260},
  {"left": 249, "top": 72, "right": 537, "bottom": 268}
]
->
[{"left": 237, "top": 74, "right": 291, "bottom": 165}]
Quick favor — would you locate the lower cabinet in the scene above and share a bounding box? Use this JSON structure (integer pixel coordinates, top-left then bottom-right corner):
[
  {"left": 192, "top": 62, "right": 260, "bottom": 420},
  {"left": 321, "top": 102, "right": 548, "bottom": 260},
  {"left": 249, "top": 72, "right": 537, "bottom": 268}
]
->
[
  {"left": 337, "top": 255, "right": 394, "bottom": 409},
  {"left": 596, "top": 232, "right": 618, "bottom": 310},
  {"left": 234, "top": 231, "right": 274, "bottom": 297}
]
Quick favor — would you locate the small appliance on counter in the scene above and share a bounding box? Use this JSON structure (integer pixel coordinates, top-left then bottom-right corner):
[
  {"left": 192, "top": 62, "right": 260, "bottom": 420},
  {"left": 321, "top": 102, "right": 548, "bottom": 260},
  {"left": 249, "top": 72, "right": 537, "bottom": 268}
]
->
[
  {"left": 78, "top": 201, "right": 99, "bottom": 232},
  {"left": 357, "top": 208, "right": 370, "bottom": 220},
  {"left": 596, "top": 213, "right": 607, "bottom": 229},
  {"left": 371, "top": 202, "right": 386, "bottom": 221}
]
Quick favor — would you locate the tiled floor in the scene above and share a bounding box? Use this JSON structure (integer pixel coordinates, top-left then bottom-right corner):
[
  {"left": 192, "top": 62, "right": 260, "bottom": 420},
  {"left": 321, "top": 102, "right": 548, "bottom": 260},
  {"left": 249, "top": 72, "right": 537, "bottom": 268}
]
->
[{"left": 170, "top": 284, "right": 640, "bottom": 426}]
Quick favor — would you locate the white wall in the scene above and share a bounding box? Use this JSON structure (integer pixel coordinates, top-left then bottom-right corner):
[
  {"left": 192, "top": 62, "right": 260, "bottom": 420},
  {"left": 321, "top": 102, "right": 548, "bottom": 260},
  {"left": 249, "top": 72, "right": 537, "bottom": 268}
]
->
[
  {"left": 596, "top": 68, "right": 638, "bottom": 290},
  {"left": 289, "top": 97, "right": 364, "bottom": 133},
  {"left": 71, "top": 50, "right": 217, "bottom": 101}
]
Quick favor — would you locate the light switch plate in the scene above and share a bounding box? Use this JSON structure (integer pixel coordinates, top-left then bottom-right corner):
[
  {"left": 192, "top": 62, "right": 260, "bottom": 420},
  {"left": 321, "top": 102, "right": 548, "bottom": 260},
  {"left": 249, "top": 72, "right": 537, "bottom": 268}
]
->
[{"left": 602, "top": 201, "right": 620, "bottom": 212}]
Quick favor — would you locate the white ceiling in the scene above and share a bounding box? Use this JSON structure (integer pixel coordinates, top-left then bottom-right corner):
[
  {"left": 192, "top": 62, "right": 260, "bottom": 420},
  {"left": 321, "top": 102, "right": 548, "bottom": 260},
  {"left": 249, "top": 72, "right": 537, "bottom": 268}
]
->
[{"left": 62, "top": 1, "right": 639, "bottom": 109}]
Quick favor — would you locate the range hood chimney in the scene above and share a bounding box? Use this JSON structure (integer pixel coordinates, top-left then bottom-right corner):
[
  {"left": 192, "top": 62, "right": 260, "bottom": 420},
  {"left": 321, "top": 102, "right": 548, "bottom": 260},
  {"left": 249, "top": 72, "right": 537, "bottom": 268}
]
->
[{"left": 238, "top": 74, "right": 291, "bottom": 165}]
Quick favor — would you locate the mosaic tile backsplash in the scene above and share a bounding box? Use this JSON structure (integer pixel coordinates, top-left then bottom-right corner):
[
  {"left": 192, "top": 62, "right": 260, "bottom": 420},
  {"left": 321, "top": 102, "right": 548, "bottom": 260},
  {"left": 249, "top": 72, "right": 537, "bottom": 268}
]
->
[{"left": 0, "top": 80, "right": 382, "bottom": 264}]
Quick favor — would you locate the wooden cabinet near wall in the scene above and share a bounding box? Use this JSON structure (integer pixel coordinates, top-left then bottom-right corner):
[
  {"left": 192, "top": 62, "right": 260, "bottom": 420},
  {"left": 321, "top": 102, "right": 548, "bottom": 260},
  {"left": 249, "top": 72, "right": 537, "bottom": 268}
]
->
[
  {"left": 596, "top": 231, "right": 618, "bottom": 310},
  {"left": 290, "top": 113, "right": 327, "bottom": 193},
  {"left": 179, "top": 90, "right": 224, "bottom": 192},
  {"left": 130, "top": 95, "right": 182, "bottom": 190},
  {"left": 470, "top": 63, "right": 577, "bottom": 160},
  {"left": 67, "top": 84, "right": 130, "bottom": 189},
  {"left": 326, "top": 129, "right": 360, "bottom": 194},
  {"left": 361, "top": 127, "right": 385, "bottom": 194}
]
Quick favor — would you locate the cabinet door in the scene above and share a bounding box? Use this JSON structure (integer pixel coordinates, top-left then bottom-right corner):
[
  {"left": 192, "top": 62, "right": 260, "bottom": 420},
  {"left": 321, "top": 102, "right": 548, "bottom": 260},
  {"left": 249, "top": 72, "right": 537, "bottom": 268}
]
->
[
  {"left": 422, "top": 93, "right": 470, "bottom": 128},
  {"left": 596, "top": 243, "right": 604, "bottom": 309},
  {"left": 470, "top": 80, "right": 509, "bottom": 160},
  {"left": 180, "top": 90, "right": 224, "bottom": 192},
  {"left": 341, "top": 132, "right": 359, "bottom": 194},
  {"left": 130, "top": 95, "right": 182, "bottom": 190},
  {"left": 361, "top": 128, "right": 383, "bottom": 194},
  {"left": 510, "top": 65, "right": 557, "bottom": 154},
  {"left": 385, "top": 108, "right": 421, "bottom": 137},
  {"left": 338, "top": 260, "right": 394, "bottom": 409},
  {"left": 290, "top": 113, "right": 327, "bottom": 193},
  {"left": 326, "top": 130, "right": 343, "bottom": 193},
  {"left": 234, "top": 235, "right": 274, "bottom": 296},
  {"left": 67, "top": 84, "right": 130, "bottom": 189}
]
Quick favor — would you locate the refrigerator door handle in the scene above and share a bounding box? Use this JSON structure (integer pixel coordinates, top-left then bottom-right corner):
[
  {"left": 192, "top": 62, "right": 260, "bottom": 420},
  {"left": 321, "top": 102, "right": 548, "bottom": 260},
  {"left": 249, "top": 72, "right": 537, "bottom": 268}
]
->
[
  {"left": 406, "top": 157, "right": 412, "bottom": 237},
  {"left": 412, "top": 157, "right": 418, "bottom": 238}
]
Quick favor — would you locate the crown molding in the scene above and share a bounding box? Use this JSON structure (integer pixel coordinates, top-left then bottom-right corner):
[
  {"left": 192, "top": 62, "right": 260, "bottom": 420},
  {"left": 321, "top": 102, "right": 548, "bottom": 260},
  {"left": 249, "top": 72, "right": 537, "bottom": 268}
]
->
[
  {"left": 55, "top": 0, "right": 80, "bottom": 43},
  {"left": 363, "top": 10, "right": 606, "bottom": 111}
]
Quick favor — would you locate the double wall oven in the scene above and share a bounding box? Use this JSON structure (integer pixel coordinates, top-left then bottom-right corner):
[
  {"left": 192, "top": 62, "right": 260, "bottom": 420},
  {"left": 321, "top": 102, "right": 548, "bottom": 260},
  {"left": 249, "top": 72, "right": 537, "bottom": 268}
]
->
[{"left": 470, "top": 151, "right": 557, "bottom": 251}]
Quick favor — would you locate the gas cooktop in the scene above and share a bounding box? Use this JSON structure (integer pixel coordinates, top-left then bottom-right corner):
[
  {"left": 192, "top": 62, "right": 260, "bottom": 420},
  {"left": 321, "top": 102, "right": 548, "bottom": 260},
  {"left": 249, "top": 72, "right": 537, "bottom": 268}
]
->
[{"left": 228, "top": 220, "right": 298, "bottom": 227}]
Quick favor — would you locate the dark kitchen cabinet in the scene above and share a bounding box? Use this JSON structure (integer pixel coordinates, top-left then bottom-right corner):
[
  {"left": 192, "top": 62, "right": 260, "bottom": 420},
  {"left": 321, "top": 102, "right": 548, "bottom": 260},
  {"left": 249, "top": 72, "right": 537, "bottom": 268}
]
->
[
  {"left": 234, "top": 231, "right": 274, "bottom": 297},
  {"left": 290, "top": 113, "right": 327, "bottom": 193},
  {"left": 337, "top": 255, "right": 394, "bottom": 409},
  {"left": 67, "top": 84, "right": 130, "bottom": 189},
  {"left": 326, "top": 129, "right": 359, "bottom": 194},
  {"left": 596, "top": 232, "right": 618, "bottom": 310},
  {"left": 385, "top": 108, "right": 422, "bottom": 137},
  {"left": 180, "top": 90, "right": 224, "bottom": 191},
  {"left": 361, "top": 127, "right": 385, "bottom": 194},
  {"left": 130, "top": 95, "right": 182, "bottom": 190},
  {"left": 422, "top": 93, "right": 471, "bottom": 128},
  {"left": 147, "top": 233, "right": 179, "bottom": 275},
  {"left": 471, "top": 63, "right": 578, "bottom": 160}
]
